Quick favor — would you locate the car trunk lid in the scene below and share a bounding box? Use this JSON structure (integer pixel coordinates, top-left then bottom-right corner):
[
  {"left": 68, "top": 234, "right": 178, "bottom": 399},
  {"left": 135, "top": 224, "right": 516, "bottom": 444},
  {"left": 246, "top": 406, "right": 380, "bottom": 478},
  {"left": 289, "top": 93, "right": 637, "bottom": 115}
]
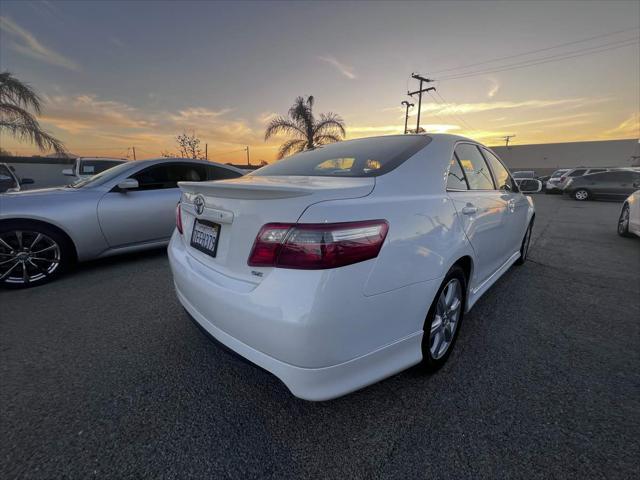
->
[{"left": 178, "top": 175, "right": 375, "bottom": 282}]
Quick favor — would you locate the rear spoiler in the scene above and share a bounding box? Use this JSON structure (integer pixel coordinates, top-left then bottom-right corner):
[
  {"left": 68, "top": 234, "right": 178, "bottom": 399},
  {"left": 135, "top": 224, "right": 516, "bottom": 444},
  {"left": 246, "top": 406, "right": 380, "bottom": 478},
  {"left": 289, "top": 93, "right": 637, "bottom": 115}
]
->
[{"left": 178, "top": 181, "right": 314, "bottom": 199}]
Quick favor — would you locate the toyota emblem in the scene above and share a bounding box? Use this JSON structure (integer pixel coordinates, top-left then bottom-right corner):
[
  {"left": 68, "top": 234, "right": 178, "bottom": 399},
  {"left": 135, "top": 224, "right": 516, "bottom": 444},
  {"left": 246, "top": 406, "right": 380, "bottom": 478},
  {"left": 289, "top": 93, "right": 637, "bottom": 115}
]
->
[{"left": 194, "top": 195, "right": 205, "bottom": 215}]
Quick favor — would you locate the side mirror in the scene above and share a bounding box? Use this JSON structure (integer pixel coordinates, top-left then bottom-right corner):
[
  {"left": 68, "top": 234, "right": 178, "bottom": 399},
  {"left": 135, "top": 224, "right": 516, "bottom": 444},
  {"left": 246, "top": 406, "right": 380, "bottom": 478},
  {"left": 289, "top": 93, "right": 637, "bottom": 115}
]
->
[
  {"left": 20, "top": 178, "right": 35, "bottom": 185},
  {"left": 116, "top": 178, "right": 139, "bottom": 191},
  {"left": 62, "top": 168, "right": 74, "bottom": 176},
  {"left": 518, "top": 179, "right": 542, "bottom": 194}
]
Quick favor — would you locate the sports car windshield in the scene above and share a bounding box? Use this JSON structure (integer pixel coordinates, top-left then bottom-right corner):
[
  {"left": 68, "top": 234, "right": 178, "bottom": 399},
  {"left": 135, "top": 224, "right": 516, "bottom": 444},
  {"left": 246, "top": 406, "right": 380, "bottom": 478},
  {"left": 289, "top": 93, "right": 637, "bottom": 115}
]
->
[
  {"left": 67, "top": 162, "right": 134, "bottom": 188},
  {"left": 251, "top": 135, "right": 431, "bottom": 178}
]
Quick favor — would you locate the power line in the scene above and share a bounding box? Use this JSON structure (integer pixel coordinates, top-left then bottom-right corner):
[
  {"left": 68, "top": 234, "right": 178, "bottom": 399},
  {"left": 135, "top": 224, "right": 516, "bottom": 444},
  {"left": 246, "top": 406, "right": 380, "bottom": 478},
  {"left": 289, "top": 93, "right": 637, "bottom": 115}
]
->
[
  {"left": 430, "top": 26, "right": 639, "bottom": 75},
  {"left": 438, "top": 37, "right": 638, "bottom": 81},
  {"left": 430, "top": 90, "right": 479, "bottom": 134}
]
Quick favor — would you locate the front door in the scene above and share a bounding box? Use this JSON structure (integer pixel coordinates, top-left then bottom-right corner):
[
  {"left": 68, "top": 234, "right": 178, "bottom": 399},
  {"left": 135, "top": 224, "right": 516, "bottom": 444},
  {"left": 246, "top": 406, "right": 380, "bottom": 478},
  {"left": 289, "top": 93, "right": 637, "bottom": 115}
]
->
[{"left": 97, "top": 162, "right": 207, "bottom": 247}]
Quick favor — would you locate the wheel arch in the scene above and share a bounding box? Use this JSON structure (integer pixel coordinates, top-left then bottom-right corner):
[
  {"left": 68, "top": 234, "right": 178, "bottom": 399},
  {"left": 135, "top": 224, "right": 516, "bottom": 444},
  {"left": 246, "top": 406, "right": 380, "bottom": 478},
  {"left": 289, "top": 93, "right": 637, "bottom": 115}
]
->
[{"left": 0, "top": 218, "right": 78, "bottom": 262}]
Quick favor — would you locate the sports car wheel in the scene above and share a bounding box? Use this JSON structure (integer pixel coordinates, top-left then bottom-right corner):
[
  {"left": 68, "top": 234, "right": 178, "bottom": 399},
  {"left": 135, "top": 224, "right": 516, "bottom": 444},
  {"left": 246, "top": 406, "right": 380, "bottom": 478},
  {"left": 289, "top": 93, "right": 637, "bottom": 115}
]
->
[{"left": 0, "top": 223, "right": 71, "bottom": 288}]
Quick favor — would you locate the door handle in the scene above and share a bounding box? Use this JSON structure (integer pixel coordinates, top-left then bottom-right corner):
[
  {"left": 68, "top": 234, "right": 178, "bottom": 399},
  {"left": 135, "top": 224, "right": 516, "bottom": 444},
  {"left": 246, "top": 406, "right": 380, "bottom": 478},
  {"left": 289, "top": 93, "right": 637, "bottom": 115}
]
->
[{"left": 461, "top": 206, "right": 478, "bottom": 215}]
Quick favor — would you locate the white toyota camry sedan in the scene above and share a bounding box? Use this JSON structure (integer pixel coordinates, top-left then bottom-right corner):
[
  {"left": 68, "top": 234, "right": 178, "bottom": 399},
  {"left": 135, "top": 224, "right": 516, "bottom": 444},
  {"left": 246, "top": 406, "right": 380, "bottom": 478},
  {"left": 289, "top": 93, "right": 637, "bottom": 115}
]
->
[{"left": 168, "top": 134, "right": 537, "bottom": 400}]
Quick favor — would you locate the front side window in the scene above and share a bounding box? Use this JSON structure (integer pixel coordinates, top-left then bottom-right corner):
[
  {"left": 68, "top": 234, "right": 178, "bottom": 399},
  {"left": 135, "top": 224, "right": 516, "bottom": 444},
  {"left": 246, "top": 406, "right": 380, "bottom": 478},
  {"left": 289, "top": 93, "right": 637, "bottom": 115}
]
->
[
  {"left": 131, "top": 163, "right": 207, "bottom": 190},
  {"left": 446, "top": 157, "right": 468, "bottom": 190},
  {"left": 251, "top": 135, "right": 431, "bottom": 178},
  {"left": 454, "top": 144, "right": 495, "bottom": 190},
  {"left": 482, "top": 149, "right": 516, "bottom": 191}
]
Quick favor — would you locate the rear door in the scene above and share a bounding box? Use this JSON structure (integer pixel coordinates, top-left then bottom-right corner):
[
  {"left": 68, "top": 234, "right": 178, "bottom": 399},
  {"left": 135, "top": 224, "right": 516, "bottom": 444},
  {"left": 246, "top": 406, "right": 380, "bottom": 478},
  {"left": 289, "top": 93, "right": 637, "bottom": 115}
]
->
[
  {"left": 98, "top": 162, "right": 208, "bottom": 247},
  {"left": 446, "top": 143, "right": 507, "bottom": 285},
  {"left": 593, "top": 171, "right": 634, "bottom": 199}
]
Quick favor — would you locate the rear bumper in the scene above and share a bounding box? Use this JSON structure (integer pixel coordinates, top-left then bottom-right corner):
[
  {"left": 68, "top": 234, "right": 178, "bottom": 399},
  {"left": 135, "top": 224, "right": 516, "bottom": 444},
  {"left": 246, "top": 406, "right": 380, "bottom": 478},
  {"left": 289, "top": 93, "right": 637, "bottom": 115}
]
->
[{"left": 168, "top": 231, "right": 432, "bottom": 400}]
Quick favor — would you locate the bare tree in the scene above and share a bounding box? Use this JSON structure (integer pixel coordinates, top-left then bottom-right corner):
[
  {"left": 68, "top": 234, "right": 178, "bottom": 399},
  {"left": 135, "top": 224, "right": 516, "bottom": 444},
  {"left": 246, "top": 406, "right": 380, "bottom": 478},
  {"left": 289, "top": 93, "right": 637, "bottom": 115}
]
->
[
  {"left": 0, "top": 71, "right": 66, "bottom": 155},
  {"left": 161, "top": 131, "right": 205, "bottom": 159}
]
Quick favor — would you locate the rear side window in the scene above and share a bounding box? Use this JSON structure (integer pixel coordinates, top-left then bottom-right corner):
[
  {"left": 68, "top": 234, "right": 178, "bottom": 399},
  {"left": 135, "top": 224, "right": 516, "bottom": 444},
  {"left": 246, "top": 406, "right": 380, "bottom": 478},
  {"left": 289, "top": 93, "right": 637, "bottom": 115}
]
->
[
  {"left": 569, "top": 169, "right": 586, "bottom": 177},
  {"left": 454, "top": 144, "right": 495, "bottom": 190},
  {"left": 251, "top": 135, "right": 431, "bottom": 177},
  {"left": 206, "top": 165, "right": 243, "bottom": 180},
  {"left": 588, "top": 169, "right": 606, "bottom": 174},
  {"left": 446, "top": 157, "right": 468, "bottom": 190}
]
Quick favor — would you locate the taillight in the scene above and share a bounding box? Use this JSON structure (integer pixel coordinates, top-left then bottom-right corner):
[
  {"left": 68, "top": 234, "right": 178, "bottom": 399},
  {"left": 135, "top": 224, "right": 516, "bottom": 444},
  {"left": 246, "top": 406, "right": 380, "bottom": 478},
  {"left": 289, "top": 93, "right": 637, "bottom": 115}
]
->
[
  {"left": 560, "top": 176, "right": 566, "bottom": 182},
  {"left": 248, "top": 220, "right": 389, "bottom": 269},
  {"left": 176, "top": 203, "right": 183, "bottom": 234}
]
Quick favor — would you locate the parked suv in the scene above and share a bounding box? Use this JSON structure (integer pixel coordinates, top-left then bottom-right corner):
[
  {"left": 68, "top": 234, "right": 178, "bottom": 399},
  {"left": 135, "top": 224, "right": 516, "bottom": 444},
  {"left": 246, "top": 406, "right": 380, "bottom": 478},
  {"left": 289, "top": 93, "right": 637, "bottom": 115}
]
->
[
  {"left": 63, "top": 157, "right": 126, "bottom": 180},
  {"left": 565, "top": 170, "right": 640, "bottom": 201}
]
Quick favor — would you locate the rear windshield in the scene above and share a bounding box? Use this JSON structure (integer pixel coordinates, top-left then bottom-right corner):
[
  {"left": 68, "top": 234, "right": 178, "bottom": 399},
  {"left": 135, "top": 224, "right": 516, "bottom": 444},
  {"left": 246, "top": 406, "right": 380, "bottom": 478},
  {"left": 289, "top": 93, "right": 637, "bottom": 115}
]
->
[{"left": 252, "top": 135, "right": 431, "bottom": 177}]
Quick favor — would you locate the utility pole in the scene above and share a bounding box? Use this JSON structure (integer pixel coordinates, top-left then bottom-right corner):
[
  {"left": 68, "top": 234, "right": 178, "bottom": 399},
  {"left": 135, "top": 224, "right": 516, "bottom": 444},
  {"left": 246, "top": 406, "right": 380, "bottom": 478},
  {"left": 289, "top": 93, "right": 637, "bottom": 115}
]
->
[
  {"left": 245, "top": 146, "right": 250, "bottom": 166},
  {"left": 408, "top": 73, "right": 435, "bottom": 133},
  {"left": 132, "top": 146, "right": 136, "bottom": 160},
  {"left": 502, "top": 135, "right": 516, "bottom": 149},
  {"left": 205, "top": 143, "right": 208, "bottom": 160},
  {"left": 401, "top": 101, "right": 414, "bottom": 134}
]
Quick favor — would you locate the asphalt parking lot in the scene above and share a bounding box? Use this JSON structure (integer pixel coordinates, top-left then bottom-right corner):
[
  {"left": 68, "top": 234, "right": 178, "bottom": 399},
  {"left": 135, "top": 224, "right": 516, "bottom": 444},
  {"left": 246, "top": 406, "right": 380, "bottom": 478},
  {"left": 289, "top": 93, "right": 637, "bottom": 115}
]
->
[{"left": 1, "top": 194, "right": 639, "bottom": 479}]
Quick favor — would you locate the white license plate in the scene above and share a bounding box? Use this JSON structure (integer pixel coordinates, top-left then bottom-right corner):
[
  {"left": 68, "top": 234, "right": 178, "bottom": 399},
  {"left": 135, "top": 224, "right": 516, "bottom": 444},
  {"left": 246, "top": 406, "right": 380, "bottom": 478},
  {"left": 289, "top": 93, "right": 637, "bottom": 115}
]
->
[{"left": 190, "top": 220, "right": 220, "bottom": 257}]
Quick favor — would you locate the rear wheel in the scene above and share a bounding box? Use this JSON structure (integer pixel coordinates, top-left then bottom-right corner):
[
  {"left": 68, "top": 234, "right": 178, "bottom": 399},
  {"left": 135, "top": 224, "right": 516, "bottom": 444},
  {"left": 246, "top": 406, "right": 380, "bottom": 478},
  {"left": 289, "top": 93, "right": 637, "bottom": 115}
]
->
[
  {"left": 421, "top": 265, "right": 466, "bottom": 371},
  {"left": 574, "top": 189, "right": 589, "bottom": 201},
  {"left": 618, "top": 204, "right": 632, "bottom": 237},
  {"left": 0, "top": 222, "right": 72, "bottom": 288},
  {"left": 515, "top": 220, "right": 534, "bottom": 265}
]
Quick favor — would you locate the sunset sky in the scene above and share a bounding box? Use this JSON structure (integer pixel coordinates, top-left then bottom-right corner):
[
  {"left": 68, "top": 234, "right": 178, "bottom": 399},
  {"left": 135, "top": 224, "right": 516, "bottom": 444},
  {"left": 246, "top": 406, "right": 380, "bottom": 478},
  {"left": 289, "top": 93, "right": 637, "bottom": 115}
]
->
[{"left": 1, "top": 0, "right": 638, "bottom": 164}]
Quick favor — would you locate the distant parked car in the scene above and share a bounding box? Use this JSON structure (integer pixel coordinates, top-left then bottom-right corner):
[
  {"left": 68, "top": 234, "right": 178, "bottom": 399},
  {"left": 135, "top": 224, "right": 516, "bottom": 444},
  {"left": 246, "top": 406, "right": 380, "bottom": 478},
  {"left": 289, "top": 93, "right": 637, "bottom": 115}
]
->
[
  {"left": 512, "top": 170, "right": 536, "bottom": 179},
  {"left": 0, "top": 163, "right": 34, "bottom": 193},
  {"left": 555, "top": 167, "right": 611, "bottom": 191},
  {"left": 169, "top": 134, "right": 541, "bottom": 400},
  {"left": 545, "top": 168, "right": 571, "bottom": 193},
  {"left": 63, "top": 157, "right": 126, "bottom": 180},
  {"left": 618, "top": 189, "right": 640, "bottom": 237},
  {"left": 564, "top": 170, "right": 640, "bottom": 201},
  {"left": 0, "top": 158, "right": 244, "bottom": 287}
]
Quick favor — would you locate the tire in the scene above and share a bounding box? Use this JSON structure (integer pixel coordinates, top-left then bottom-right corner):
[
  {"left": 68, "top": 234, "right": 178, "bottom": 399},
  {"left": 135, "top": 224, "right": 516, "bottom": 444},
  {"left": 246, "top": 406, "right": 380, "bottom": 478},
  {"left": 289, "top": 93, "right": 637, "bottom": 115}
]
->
[
  {"left": 0, "top": 221, "right": 73, "bottom": 288},
  {"left": 618, "top": 204, "right": 633, "bottom": 238},
  {"left": 515, "top": 219, "right": 534, "bottom": 265},
  {"left": 421, "top": 265, "right": 466, "bottom": 371},
  {"left": 573, "top": 189, "right": 589, "bottom": 201}
]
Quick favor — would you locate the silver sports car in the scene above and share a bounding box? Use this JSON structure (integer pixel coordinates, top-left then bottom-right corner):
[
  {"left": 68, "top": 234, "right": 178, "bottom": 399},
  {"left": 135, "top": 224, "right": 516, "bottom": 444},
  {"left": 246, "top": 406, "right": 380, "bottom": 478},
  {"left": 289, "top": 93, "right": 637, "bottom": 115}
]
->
[{"left": 0, "top": 158, "right": 243, "bottom": 287}]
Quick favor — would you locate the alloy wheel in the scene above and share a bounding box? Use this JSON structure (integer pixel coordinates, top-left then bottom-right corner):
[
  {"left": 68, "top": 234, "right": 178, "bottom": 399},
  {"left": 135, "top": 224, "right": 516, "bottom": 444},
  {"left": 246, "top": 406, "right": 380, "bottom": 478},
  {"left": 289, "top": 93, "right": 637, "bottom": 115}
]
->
[
  {"left": 574, "top": 190, "right": 588, "bottom": 201},
  {"left": 429, "top": 278, "right": 462, "bottom": 360},
  {"left": 0, "top": 230, "right": 61, "bottom": 285}
]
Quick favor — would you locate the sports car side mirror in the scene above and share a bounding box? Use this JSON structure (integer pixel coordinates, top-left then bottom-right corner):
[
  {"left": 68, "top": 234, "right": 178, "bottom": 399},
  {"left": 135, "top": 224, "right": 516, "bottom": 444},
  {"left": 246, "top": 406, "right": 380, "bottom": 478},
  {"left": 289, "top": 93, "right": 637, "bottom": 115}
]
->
[
  {"left": 116, "top": 178, "right": 139, "bottom": 191},
  {"left": 517, "top": 179, "right": 542, "bottom": 194},
  {"left": 62, "top": 168, "right": 74, "bottom": 176}
]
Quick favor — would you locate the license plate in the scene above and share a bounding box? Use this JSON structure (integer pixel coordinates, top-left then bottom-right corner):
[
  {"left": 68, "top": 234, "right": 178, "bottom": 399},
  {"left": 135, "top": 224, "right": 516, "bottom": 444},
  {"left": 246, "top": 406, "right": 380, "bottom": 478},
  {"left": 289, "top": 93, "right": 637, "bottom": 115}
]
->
[{"left": 190, "top": 219, "right": 220, "bottom": 257}]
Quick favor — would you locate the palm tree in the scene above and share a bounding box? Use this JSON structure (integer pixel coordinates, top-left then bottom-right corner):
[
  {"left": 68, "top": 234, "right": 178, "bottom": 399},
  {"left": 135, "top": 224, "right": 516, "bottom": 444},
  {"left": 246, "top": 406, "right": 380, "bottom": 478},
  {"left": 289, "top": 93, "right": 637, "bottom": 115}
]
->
[
  {"left": 265, "top": 95, "right": 345, "bottom": 159},
  {"left": 0, "top": 71, "right": 65, "bottom": 155}
]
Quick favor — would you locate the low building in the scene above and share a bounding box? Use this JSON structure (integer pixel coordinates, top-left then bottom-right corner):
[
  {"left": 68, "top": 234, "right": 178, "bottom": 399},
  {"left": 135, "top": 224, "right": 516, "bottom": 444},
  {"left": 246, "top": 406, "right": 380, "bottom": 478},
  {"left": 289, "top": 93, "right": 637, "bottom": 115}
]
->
[{"left": 490, "top": 138, "right": 640, "bottom": 176}]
